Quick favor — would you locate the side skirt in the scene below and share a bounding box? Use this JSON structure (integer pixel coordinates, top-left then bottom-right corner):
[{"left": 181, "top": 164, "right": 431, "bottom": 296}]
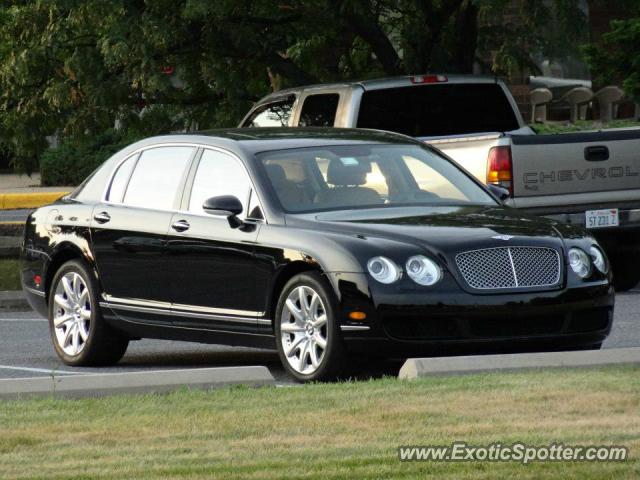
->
[{"left": 101, "top": 307, "right": 276, "bottom": 350}]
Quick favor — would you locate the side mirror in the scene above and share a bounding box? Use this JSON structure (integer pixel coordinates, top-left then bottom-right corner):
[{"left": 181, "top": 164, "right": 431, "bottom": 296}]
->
[
  {"left": 487, "top": 184, "right": 510, "bottom": 202},
  {"left": 203, "top": 195, "right": 244, "bottom": 228}
]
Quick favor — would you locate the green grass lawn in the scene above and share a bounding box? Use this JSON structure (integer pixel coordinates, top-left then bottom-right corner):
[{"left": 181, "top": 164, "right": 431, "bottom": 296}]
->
[
  {"left": 0, "top": 258, "right": 20, "bottom": 291},
  {"left": 0, "top": 367, "right": 638, "bottom": 479}
]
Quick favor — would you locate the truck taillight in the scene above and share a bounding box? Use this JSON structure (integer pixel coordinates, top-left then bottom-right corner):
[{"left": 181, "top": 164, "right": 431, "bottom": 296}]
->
[
  {"left": 487, "top": 146, "right": 513, "bottom": 195},
  {"left": 410, "top": 74, "right": 447, "bottom": 84}
]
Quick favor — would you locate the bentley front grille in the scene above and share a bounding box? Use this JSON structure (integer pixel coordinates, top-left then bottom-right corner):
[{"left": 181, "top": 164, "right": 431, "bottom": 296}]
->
[{"left": 455, "top": 246, "right": 561, "bottom": 290}]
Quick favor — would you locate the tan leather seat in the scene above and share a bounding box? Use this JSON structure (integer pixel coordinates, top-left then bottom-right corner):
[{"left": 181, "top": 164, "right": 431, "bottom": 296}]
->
[
  {"left": 265, "top": 164, "right": 310, "bottom": 210},
  {"left": 314, "top": 159, "right": 382, "bottom": 208}
]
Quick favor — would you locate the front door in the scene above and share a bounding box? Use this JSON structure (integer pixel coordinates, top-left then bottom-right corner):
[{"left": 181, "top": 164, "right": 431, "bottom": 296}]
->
[{"left": 166, "top": 148, "right": 261, "bottom": 331}]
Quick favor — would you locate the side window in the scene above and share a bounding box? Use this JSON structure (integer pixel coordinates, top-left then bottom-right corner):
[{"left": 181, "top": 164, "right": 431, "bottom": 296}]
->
[
  {"left": 123, "top": 147, "right": 193, "bottom": 209},
  {"left": 298, "top": 94, "right": 339, "bottom": 127},
  {"left": 243, "top": 96, "right": 295, "bottom": 127},
  {"left": 107, "top": 154, "right": 138, "bottom": 203},
  {"left": 189, "top": 150, "right": 251, "bottom": 218}
]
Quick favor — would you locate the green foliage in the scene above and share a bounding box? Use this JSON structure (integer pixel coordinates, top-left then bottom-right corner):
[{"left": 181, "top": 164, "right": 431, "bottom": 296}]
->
[
  {"left": 0, "top": 0, "right": 590, "bottom": 178},
  {"left": 585, "top": 11, "right": 640, "bottom": 103},
  {"left": 40, "top": 129, "right": 133, "bottom": 186},
  {"left": 531, "top": 120, "right": 640, "bottom": 135}
]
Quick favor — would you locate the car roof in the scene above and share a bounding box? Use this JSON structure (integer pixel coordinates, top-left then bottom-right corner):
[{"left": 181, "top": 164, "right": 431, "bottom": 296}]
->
[
  {"left": 257, "top": 74, "right": 499, "bottom": 101},
  {"left": 136, "top": 127, "right": 422, "bottom": 156}
]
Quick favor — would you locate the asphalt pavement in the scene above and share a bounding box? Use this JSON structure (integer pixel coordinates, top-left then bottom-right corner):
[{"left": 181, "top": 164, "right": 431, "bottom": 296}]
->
[
  {"left": 0, "top": 291, "right": 638, "bottom": 384},
  {"left": 0, "top": 208, "right": 31, "bottom": 223}
]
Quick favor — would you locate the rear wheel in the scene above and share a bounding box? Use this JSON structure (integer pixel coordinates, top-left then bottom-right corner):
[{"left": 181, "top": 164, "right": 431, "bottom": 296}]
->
[
  {"left": 275, "top": 272, "right": 345, "bottom": 382},
  {"left": 48, "top": 260, "right": 129, "bottom": 366}
]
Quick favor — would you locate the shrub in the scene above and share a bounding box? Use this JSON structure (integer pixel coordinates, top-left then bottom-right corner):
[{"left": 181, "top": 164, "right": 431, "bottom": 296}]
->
[{"left": 40, "top": 130, "right": 134, "bottom": 186}]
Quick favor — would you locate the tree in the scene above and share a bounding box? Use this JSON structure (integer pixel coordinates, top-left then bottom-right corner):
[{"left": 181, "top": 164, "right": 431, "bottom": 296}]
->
[
  {"left": 584, "top": 2, "right": 640, "bottom": 103},
  {"left": 0, "top": 0, "right": 587, "bottom": 175}
]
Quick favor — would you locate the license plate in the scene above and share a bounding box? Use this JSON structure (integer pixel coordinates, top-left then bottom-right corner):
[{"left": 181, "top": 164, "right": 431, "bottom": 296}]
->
[{"left": 585, "top": 209, "right": 619, "bottom": 229}]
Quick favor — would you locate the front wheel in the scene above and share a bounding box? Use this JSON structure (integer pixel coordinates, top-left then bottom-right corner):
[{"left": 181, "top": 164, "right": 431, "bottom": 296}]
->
[
  {"left": 48, "top": 260, "right": 129, "bottom": 366},
  {"left": 275, "top": 272, "right": 345, "bottom": 382}
]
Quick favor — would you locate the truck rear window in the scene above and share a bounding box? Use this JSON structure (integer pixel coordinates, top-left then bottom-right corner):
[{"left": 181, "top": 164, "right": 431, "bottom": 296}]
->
[{"left": 357, "top": 84, "right": 520, "bottom": 137}]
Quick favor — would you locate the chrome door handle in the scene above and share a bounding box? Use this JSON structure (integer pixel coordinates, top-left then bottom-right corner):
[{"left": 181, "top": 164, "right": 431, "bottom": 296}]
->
[
  {"left": 171, "top": 219, "right": 190, "bottom": 232},
  {"left": 93, "top": 212, "right": 111, "bottom": 224}
]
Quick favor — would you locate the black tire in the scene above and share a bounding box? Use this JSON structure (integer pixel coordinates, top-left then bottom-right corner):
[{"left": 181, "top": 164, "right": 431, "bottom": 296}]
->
[
  {"left": 274, "top": 271, "right": 346, "bottom": 382},
  {"left": 612, "top": 255, "right": 640, "bottom": 292},
  {"left": 567, "top": 342, "right": 603, "bottom": 351},
  {"left": 48, "top": 260, "right": 129, "bottom": 366}
]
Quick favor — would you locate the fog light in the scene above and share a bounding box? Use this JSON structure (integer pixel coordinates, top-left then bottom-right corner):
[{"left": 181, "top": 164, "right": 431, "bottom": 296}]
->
[{"left": 349, "top": 311, "right": 367, "bottom": 321}]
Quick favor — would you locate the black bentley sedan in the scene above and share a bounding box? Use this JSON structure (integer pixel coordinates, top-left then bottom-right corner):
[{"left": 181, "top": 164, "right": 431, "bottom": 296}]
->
[{"left": 21, "top": 128, "right": 614, "bottom": 381}]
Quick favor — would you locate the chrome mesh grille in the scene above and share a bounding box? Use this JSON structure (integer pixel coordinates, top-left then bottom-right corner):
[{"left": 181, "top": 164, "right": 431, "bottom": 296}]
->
[{"left": 455, "top": 246, "right": 561, "bottom": 290}]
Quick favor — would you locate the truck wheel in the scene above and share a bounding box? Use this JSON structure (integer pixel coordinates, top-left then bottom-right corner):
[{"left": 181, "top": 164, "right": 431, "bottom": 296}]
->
[{"left": 611, "top": 255, "right": 640, "bottom": 292}]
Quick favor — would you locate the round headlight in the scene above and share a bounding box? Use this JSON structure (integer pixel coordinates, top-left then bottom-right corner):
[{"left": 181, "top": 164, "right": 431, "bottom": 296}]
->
[
  {"left": 406, "top": 255, "right": 442, "bottom": 286},
  {"left": 568, "top": 248, "right": 592, "bottom": 278},
  {"left": 589, "top": 246, "right": 608, "bottom": 274},
  {"left": 367, "top": 256, "right": 401, "bottom": 284}
]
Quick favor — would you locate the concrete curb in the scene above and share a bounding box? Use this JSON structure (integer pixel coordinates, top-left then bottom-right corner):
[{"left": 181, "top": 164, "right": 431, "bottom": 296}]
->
[
  {"left": 398, "top": 347, "right": 640, "bottom": 379},
  {"left": 0, "top": 191, "right": 69, "bottom": 210},
  {"left": 0, "top": 291, "right": 30, "bottom": 311},
  {"left": 0, "top": 366, "right": 276, "bottom": 399}
]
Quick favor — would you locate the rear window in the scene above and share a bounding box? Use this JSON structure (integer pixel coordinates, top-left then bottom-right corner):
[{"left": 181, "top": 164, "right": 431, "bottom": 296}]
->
[
  {"left": 357, "top": 83, "right": 520, "bottom": 137},
  {"left": 298, "top": 94, "right": 339, "bottom": 127}
]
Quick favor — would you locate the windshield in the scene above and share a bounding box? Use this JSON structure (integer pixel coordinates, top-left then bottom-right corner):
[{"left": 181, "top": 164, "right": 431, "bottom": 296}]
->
[
  {"left": 356, "top": 84, "right": 520, "bottom": 137},
  {"left": 257, "top": 144, "right": 496, "bottom": 213}
]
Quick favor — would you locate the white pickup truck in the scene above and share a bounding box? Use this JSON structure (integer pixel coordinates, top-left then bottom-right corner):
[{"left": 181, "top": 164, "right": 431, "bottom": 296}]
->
[{"left": 239, "top": 75, "right": 640, "bottom": 290}]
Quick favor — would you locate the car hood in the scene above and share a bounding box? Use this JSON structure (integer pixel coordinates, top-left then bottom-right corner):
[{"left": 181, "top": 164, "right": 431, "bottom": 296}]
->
[{"left": 289, "top": 205, "right": 567, "bottom": 254}]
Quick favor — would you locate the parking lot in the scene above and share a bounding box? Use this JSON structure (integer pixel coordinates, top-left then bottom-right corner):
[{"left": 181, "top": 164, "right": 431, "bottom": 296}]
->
[{"left": 1, "top": 290, "right": 637, "bottom": 383}]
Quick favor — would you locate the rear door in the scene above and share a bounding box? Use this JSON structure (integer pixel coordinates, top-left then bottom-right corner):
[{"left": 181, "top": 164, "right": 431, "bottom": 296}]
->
[
  {"left": 511, "top": 129, "right": 640, "bottom": 202},
  {"left": 91, "top": 146, "right": 195, "bottom": 310}
]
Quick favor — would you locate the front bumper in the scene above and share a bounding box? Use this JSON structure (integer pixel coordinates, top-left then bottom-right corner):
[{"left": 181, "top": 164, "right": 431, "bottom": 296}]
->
[{"left": 329, "top": 273, "right": 615, "bottom": 355}]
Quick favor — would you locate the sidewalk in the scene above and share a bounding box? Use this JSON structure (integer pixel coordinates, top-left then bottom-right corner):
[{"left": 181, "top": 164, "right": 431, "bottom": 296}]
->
[
  {"left": 0, "top": 172, "right": 42, "bottom": 190},
  {"left": 0, "top": 173, "right": 72, "bottom": 210}
]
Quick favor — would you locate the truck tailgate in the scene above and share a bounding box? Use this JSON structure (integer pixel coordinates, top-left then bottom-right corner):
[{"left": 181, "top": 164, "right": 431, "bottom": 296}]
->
[
  {"left": 510, "top": 129, "right": 640, "bottom": 201},
  {"left": 419, "top": 133, "right": 502, "bottom": 181}
]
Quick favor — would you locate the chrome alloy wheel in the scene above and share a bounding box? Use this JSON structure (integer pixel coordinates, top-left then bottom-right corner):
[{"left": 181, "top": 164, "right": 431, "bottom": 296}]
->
[
  {"left": 53, "top": 272, "right": 91, "bottom": 356},
  {"left": 280, "top": 286, "right": 328, "bottom": 375}
]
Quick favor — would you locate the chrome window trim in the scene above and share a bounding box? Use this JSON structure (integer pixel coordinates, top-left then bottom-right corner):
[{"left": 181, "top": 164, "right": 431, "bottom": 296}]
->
[{"left": 100, "top": 142, "right": 267, "bottom": 224}]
